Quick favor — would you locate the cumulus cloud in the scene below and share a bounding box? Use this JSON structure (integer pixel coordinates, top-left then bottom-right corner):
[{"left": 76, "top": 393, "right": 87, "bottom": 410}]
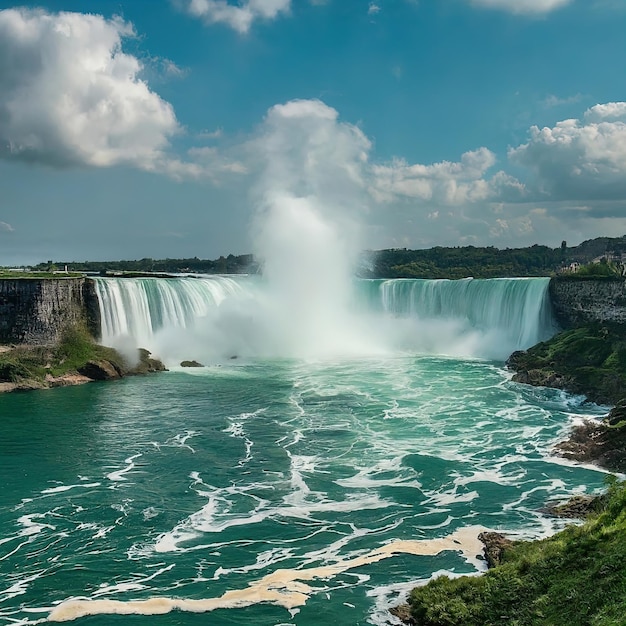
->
[
  {"left": 181, "top": 0, "right": 291, "bottom": 33},
  {"left": 247, "top": 99, "right": 626, "bottom": 250},
  {"left": 370, "top": 147, "right": 524, "bottom": 205},
  {"left": 509, "top": 101, "right": 626, "bottom": 200},
  {"left": 469, "top": 0, "right": 572, "bottom": 15},
  {"left": 245, "top": 100, "right": 541, "bottom": 250},
  {"left": 0, "top": 8, "right": 180, "bottom": 169},
  {"left": 584, "top": 102, "right": 626, "bottom": 122}
]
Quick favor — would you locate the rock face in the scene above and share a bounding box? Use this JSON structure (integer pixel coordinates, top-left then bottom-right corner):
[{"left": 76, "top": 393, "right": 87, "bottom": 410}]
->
[
  {"left": 478, "top": 532, "right": 514, "bottom": 568},
  {"left": 78, "top": 360, "right": 123, "bottom": 381},
  {"left": 550, "top": 277, "right": 626, "bottom": 328},
  {"left": 180, "top": 360, "right": 203, "bottom": 367},
  {"left": 554, "top": 420, "right": 626, "bottom": 473},
  {"left": 506, "top": 325, "right": 626, "bottom": 405},
  {"left": 543, "top": 495, "right": 602, "bottom": 519},
  {"left": 0, "top": 278, "right": 100, "bottom": 344}
]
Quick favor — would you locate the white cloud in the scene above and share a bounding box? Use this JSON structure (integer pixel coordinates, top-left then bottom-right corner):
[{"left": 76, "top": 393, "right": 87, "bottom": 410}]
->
[
  {"left": 543, "top": 93, "right": 582, "bottom": 108},
  {"left": 469, "top": 0, "right": 572, "bottom": 15},
  {"left": 584, "top": 102, "right": 626, "bottom": 122},
  {"left": 509, "top": 102, "right": 626, "bottom": 200},
  {"left": 159, "top": 58, "right": 188, "bottom": 79},
  {"left": 368, "top": 3, "right": 381, "bottom": 15},
  {"left": 0, "top": 221, "right": 14, "bottom": 232},
  {"left": 369, "top": 147, "right": 524, "bottom": 205},
  {"left": 153, "top": 146, "right": 248, "bottom": 182},
  {"left": 0, "top": 8, "right": 180, "bottom": 169},
  {"left": 182, "top": 0, "right": 291, "bottom": 33}
]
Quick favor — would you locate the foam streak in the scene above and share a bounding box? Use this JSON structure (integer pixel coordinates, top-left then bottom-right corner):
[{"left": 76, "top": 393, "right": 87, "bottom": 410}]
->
[{"left": 47, "top": 526, "right": 485, "bottom": 622}]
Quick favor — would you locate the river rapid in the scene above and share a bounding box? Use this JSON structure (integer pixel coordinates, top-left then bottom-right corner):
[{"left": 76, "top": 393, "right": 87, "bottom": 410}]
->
[{"left": 0, "top": 277, "right": 609, "bottom": 625}]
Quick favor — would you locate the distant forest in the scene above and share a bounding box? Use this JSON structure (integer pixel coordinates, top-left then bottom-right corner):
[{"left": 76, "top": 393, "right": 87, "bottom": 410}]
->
[
  {"left": 30, "top": 235, "right": 626, "bottom": 279},
  {"left": 34, "top": 254, "right": 259, "bottom": 276}
]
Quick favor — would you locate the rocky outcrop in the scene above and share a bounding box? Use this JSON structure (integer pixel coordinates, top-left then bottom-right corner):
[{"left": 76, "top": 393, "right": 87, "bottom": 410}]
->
[
  {"left": 550, "top": 277, "right": 626, "bottom": 329},
  {"left": 478, "top": 532, "right": 514, "bottom": 568},
  {"left": 130, "top": 349, "right": 168, "bottom": 375},
  {"left": 0, "top": 343, "right": 166, "bottom": 394},
  {"left": 0, "top": 278, "right": 100, "bottom": 344},
  {"left": 507, "top": 327, "right": 626, "bottom": 471},
  {"left": 78, "top": 359, "right": 123, "bottom": 381},
  {"left": 506, "top": 325, "right": 626, "bottom": 405},
  {"left": 554, "top": 418, "right": 626, "bottom": 473},
  {"left": 543, "top": 495, "right": 602, "bottom": 519},
  {"left": 389, "top": 604, "right": 415, "bottom": 625}
]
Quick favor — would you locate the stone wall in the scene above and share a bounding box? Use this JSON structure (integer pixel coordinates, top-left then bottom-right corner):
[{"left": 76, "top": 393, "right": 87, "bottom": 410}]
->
[
  {"left": 0, "top": 278, "right": 101, "bottom": 345},
  {"left": 549, "top": 277, "right": 626, "bottom": 329}
]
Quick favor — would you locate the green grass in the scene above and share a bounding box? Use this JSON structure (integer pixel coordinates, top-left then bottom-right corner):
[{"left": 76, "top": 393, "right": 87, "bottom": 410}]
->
[
  {"left": 408, "top": 478, "right": 626, "bottom": 626},
  {"left": 508, "top": 325, "right": 626, "bottom": 405},
  {"left": 48, "top": 325, "right": 124, "bottom": 376},
  {"left": 0, "top": 325, "right": 126, "bottom": 383}
]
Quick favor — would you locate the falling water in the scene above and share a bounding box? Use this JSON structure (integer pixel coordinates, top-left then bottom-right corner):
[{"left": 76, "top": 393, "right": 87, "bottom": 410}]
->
[{"left": 93, "top": 275, "right": 556, "bottom": 363}]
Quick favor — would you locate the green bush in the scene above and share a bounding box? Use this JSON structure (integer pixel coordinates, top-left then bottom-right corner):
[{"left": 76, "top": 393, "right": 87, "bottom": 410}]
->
[
  {"left": 408, "top": 480, "right": 626, "bottom": 625},
  {"left": 0, "top": 359, "right": 34, "bottom": 382}
]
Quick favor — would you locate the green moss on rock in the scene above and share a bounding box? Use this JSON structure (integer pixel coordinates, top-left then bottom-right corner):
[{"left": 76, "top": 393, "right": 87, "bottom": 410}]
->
[
  {"left": 507, "top": 325, "right": 626, "bottom": 405},
  {"left": 0, "top": 324, "right": 166, "bottom": 391}
]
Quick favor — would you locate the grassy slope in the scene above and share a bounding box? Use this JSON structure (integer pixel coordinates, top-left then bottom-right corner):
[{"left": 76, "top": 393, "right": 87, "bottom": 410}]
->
[
  {"left": 408, "top": 479, "right": 626, "bottom": 626},
  {"left": 507, "top": 325, "right": 626, "bottom": 406},
  {"left": 505, "top": 325, "right": 626, "bottom": 472},
  {"left": 0, "top": 326, "right": 133, "bottom": 384}
]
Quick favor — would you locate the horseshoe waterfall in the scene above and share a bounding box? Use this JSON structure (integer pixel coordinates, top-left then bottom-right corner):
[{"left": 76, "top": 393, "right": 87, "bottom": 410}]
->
[{"left": 0, "top": 275, "right": 607, "bottom": 626}]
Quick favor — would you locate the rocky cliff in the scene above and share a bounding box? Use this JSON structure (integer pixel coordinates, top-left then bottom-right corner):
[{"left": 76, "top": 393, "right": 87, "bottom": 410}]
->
[
  {"left": 550, "top": 277, "right": 626, "bottom": 328},
  {"left": 0, "top": 278, "right": 100, "bottom": 345}
]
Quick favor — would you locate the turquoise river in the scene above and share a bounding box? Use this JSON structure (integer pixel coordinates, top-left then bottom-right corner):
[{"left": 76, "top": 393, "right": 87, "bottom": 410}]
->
[{"left": 0, "top": 277, "right": 610, "bottom": 625}]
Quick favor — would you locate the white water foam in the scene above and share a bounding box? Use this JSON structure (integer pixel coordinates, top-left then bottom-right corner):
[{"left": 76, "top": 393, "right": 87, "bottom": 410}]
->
[{"left": 47, "top": 526, "right": 487, "bottom": 622}]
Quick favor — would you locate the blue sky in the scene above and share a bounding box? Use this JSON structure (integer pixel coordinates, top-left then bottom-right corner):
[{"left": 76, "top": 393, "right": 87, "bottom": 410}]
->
[{"left": 1, "top": 0, "right": 626, "bottom": 264}]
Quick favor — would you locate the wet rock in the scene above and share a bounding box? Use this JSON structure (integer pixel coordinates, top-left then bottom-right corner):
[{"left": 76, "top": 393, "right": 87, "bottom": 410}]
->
[
  {"left": 128, "top": 348, "right": 167, "bottom": 374},
  {"left": 479, "top": 532, "right": 514, "bottom": 568},
  {"left": 45, "top": 373, "right": 92, "bottom": 388},
  {"left": 554, "top": 419, "right": 626, "bottom": 473},
  {"left": 511, "top": 368, "right": 572, "bottom": 390},
  {"left": 78, "top": 359, "right": 122, "bottom": 381},
  {"left": 180, "top": 360, "right": 203, "bottom": 368},
  {"left": 389, "top": 603, "right": 415, "bottom": 625},
  {"left": 543, "top": 495, "right": 602, "bottom": 519},
  {"left": 607, "top": 399, "right": 626, "bottom": 427}
]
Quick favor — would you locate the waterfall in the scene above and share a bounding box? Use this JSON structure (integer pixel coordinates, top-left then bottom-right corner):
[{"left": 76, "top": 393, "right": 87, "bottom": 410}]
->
[
  {"left": 93, "top": 276, "right": 248, "bottom": 351},
  {"left": 359, "top": 277, "right": 556, "bottom": 351},
  {"left": 93, "top": 276, "right": 556, "bottom": 362}
]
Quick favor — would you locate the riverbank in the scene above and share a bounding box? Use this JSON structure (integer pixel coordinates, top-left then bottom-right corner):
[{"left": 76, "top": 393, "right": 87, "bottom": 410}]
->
[
  {"left": 507, "top": 323, "right": 626, "bottom": 472},
  {"left": 0, "top": 326, "right": 165, "bottom": 393},
  {"left": 394, "top": 322, "right": 626, "bottom": 625},
  {"left": 397, "top": 478, "right": 626, "bottom": 625}
]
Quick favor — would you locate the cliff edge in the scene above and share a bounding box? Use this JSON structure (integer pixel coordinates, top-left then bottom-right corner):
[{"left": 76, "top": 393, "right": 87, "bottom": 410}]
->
[{"left": 0, "top": 277, "right": 100, "bottom": 345}]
